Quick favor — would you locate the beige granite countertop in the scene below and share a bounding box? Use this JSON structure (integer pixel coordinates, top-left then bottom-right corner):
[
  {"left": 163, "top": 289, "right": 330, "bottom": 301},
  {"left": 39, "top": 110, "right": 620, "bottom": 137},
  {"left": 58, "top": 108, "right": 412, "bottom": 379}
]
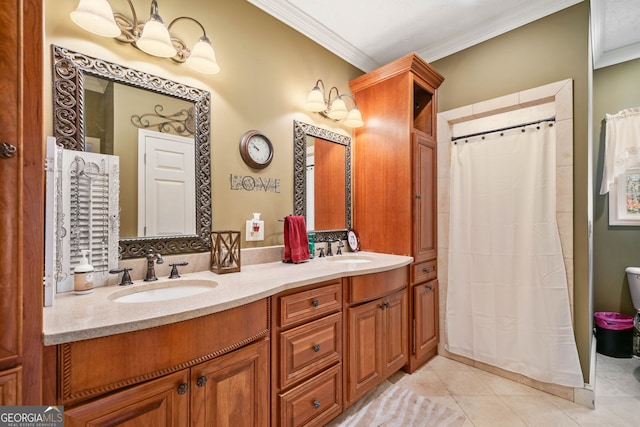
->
[{"left": 43, "top": 251, "right": 412, "bottom": 345}]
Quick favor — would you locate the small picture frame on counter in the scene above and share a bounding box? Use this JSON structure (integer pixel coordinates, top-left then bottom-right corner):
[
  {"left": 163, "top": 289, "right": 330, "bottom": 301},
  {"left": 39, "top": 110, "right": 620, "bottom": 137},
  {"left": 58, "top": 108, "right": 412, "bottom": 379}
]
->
[{"left": 211, "top": 230, "right": 241, "bottom": 274}]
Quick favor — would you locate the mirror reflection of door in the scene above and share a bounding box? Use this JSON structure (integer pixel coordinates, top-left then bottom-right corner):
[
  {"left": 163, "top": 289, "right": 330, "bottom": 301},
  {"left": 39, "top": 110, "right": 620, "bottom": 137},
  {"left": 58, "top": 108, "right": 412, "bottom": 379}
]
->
[
  {"left": 137, "top": 129, "right": 196, "bottom": 237},
  {"left": 84, "top": 75, "right": 196, "bottom": 238},
  {"left": 312, "top": 136, "right": 346, "bottom": 230}
]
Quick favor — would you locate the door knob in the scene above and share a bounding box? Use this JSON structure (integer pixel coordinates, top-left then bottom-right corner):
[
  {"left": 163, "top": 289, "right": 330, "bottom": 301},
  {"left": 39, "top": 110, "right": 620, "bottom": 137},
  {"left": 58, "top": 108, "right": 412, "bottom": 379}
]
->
[{"left": 0, "top": 142, "right": 17, "bottom": 159}]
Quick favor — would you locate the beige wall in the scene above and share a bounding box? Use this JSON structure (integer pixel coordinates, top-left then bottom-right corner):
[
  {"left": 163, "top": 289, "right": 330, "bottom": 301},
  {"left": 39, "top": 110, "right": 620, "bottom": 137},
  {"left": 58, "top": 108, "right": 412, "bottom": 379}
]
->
[
  {"left": 45, "top": 0, "right": 362, "bottom": 248},
  {"left": 593, "top": 58, "right": 640, "bottom": 315},
  {"left": 432, "top": 2, "right": 591, "bottom": 381}
]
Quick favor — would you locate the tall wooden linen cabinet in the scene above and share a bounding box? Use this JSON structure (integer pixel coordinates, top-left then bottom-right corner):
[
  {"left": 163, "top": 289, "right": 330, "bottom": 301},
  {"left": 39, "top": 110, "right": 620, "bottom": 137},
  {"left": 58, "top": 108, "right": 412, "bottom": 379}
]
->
[{"left": 350, "top": 53, "right": 444, "bottom": 373}]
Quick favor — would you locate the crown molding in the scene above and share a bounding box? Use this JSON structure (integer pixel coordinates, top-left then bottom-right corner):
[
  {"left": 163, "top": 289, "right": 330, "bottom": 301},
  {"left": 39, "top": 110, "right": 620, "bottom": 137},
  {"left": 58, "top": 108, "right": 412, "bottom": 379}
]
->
[{"left": 249, "top": 0, "right": 584, "bottom": 71}]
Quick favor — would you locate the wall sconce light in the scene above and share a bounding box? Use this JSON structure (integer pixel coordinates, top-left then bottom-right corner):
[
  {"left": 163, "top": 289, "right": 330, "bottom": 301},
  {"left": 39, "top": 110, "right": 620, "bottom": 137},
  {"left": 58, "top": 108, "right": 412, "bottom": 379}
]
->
[
  {"left": 304, "top": 79, "right": 364, "bottom": 128},
  {"left": 70, "top": 0, "right": 220, "bottom": 75}
]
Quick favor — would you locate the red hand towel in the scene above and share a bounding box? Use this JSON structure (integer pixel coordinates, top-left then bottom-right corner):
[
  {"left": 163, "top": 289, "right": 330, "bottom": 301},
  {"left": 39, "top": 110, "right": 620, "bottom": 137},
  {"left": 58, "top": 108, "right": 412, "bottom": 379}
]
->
[{"left": 283, "top": 216, "right": 310, "bottom": 263}]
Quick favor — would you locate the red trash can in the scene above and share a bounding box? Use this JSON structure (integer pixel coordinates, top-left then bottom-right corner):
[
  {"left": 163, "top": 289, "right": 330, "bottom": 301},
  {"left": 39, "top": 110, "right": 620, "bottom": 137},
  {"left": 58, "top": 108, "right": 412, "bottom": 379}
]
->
[{"left": 595, "top": 312, "right": 634, "bottom": 358}]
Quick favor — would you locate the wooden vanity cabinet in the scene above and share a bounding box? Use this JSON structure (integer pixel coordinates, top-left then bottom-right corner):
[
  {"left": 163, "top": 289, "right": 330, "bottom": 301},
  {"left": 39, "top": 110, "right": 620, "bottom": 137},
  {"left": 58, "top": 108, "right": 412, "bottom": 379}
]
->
[
  {"left": 55, "top": 299, "right": 270, "bottom": 427},
  {"left": 344, "top": 268, "right": 408, "bottom": 407},
  {"left": 271, "top": 280, "right": 343, "bottom": 427},
  {"left": 350, "top": 53, "right": 443, "bottom": 373}
]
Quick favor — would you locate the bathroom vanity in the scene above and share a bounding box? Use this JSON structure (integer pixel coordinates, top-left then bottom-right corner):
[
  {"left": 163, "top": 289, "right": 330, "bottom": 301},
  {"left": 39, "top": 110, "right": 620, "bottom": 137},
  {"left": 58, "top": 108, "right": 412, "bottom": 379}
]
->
[{"left": 43, "top": 252, "right": 412, "bottom": 426}]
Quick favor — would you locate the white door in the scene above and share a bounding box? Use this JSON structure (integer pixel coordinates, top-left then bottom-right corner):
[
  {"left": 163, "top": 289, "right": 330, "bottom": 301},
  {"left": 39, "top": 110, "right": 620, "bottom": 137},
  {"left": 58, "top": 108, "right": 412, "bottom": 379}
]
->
[{"left": 138, "top": 129, "right": 196, "bottom": 237}]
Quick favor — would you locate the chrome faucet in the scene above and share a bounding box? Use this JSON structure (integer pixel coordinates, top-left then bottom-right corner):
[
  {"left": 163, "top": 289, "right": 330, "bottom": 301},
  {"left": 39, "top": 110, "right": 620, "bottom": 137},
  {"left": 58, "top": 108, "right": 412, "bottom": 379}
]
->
[{"left": 144, "top": 249, "right": 164, "bottom": 281}]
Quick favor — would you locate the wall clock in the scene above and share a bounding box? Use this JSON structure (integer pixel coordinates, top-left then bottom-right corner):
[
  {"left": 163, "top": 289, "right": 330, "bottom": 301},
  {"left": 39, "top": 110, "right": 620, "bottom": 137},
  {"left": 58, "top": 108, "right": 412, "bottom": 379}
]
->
[{"left": 239, "top": 130, "right": 273, "bottom": 169}]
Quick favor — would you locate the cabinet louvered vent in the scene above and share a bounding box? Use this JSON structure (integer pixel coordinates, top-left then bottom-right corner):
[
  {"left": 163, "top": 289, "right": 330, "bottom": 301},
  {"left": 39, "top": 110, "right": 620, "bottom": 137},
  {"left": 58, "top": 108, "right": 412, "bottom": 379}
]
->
[{"left": 47, "top": 143, "right": 120, "bottom": 293}]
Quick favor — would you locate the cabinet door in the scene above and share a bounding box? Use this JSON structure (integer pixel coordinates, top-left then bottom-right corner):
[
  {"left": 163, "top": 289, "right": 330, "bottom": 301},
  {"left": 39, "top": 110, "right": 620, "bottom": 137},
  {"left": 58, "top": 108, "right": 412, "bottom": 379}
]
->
[
  {"left": 64, "top": 370, "right": 189, "bottom": 427},
  {"left": 413, "top": 132, "right": 437, "bottom": 263},
  {"left": 346, "top": 300, "right": 382, "bottom": 405},
  {"left": 413, "top": 280, "right": 439, "bottom": 363},
  {"left": 0, "top": 0, "right": 43, "bottom": 403},
  {"left": 0, "top": 366, "right": 21, "bottom": 405},
  {"left": 191, "top": 339, "right": 269, "bottom": 427},
  {"left": 382, "top": 289, "right": 408, "bottom": 377}
]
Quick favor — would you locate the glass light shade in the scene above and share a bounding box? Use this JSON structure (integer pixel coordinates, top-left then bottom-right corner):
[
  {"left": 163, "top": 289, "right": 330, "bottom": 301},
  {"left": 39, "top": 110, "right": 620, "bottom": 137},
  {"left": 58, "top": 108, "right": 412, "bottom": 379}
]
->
[
  {"left": 70, "top": 0, "right": 120, "bottom": 37},
  {"left": 186, "top": 38, "right": 220, "bottom": 74},
  {"left": 137, "top": 19, "right": 177, "bottom": 58},
  {"left": 328, "top": 98, "right": 348, "bottom": 120},
  {"left": 344, "top": 107, "right": 364, "bottom": 128},
  {"left": 305, "top": 87, "right": 326, "bottom": 112}
]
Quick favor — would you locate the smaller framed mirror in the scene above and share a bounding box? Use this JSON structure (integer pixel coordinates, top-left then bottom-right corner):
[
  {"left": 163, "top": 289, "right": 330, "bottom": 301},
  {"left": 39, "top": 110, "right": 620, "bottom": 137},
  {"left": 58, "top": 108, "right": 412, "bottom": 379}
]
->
[{"left": 293, "top": 120, "right": 351, "bottom": 243}]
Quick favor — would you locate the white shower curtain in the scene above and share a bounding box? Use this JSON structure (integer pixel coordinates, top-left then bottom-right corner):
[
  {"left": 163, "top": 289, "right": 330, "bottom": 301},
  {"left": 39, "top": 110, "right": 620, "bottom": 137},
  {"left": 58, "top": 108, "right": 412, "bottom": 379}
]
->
[{"left": 446, "top": 124, "right": 583, "bottom": 388}]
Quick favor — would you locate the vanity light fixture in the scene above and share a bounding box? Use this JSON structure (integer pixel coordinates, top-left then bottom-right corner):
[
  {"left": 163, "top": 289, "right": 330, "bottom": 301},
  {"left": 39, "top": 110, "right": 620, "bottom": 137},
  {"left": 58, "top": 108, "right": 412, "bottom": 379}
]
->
[
  {"left": 69, "top": 0, "right": 220, "bottom": 74},
  {"left": 304, "top": 79, "right": 364, "bottom": 128}
]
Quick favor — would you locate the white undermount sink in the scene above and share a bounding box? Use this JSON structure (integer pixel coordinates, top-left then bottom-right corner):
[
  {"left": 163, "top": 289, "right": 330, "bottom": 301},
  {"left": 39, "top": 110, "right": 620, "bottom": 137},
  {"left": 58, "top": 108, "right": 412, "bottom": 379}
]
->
[
  {"left": 109, "top": 279, "right": 218, "bottom": 303},
  {"left": 326, "top": 255, "right": 374, "bottom": 264}
]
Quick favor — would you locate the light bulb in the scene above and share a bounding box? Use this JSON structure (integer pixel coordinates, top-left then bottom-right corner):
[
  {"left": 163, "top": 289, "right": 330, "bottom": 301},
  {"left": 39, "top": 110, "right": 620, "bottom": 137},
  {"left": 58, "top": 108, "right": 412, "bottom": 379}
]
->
[
  {"left": 186, "top": 37, "right": 220, "bottom": 74},
  {"left": 328, "top": 98, "right": 348, "bottom": 120},
  {"left": 305, "top": 87, "right": 326, "bottom": 112},
  {"left": 70, "top": 0, "right": 120, "bottom": 38},
  {"left": 344, "top": 107, "right": 364, "bottom": 128},
  {"left": 137, "top": 18, "right": 176, "bottom": 58}
]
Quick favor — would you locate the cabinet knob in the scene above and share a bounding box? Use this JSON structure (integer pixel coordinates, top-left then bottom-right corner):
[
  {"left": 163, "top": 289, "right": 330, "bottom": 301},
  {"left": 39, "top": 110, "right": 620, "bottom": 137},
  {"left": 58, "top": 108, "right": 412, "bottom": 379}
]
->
[
  {"left": 313, "top": 344, "right": 321, "bottom": 352},
  {"left": 415, "top": 194, "right": 422, "bottom": 199},
  {"left": 380, "top": 302, "right": 389, "bottom": 310},
  {"left": 311, "top": 299, "right": 319, "bottom": 308},
  {"left": 426, "top": 284, "right": 433, "bottom": 291},
  {"left": 0, "top": 142, "right": 17, "bottom": 159},
  {"left": 423, "top": 267, "right": 430, "bottom": 273},
  {"left": 313, "top": 400, "right": 321, "bottom": 409},
  {"left": 196, "top": 375, "right": 207, "bottom": 387},
  {"left": 177, "top": 383, "right": 188, "bottom": 394}
]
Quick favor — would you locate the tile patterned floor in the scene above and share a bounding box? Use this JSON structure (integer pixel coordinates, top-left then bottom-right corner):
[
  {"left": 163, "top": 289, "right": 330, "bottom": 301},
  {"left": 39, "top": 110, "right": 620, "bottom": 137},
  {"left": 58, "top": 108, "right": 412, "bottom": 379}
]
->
[{"left": 334, "top": 354, "right": 640, "bottom": 426}]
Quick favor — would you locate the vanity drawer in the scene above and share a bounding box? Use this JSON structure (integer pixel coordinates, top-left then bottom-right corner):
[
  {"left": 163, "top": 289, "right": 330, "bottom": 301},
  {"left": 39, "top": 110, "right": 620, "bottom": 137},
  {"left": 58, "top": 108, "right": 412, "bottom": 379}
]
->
[
  {"left": 279, "top": 363, "right": 342, "bottom": 427},
  {"left": 412, "top": 260, "right": 437, "bottom": 284},
  {"left": 348, "top": 267, "right": 408, "bottom": 304},
  {"left": 278, "top": 281, "right": 342, "bottom": 328},
  {"left": 279, "top": 312, "right": 342, "bottom": 389}
]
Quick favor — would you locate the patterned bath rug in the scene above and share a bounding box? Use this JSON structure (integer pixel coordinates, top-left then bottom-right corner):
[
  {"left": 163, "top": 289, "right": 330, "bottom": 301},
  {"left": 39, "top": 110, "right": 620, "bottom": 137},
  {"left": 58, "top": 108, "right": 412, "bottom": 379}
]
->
[{"left": 328, "top": 383, "right": 466, "bottom": 427}]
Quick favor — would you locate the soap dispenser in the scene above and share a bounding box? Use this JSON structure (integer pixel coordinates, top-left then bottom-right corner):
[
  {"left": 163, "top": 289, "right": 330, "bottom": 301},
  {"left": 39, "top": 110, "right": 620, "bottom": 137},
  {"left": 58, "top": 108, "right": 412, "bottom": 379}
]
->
[
  {"left": 74, "top": 249, "right": 94, "bottom": 294},
  {"left": 308, "top": 232, "right": 315, "bottom": 259}
]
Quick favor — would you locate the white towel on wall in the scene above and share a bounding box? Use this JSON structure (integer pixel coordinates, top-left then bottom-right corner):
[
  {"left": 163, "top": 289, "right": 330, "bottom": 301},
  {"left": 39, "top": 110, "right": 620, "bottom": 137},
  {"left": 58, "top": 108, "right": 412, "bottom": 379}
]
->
[{"left": 600, "top": 107, "right": 640, "bottom": 195}]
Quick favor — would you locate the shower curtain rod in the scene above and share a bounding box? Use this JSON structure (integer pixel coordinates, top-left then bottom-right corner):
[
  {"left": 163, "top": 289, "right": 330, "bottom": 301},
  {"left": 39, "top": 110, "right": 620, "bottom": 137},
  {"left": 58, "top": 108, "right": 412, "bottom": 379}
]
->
[{"left": 451, "top": 116, "right": 556, "bottom": 142}]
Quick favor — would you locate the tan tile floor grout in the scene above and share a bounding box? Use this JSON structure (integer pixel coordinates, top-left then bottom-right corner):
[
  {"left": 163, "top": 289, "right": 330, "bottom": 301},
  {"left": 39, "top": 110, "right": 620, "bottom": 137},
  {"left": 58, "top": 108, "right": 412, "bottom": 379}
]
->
[{"left": 333, "top": 354, "right": 640, "bottom": 426}]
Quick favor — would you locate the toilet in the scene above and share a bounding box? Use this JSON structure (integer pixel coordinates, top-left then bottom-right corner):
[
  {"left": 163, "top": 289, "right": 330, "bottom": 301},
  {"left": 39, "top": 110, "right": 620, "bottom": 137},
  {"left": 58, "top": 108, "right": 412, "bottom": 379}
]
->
[
  {"left": 624, "top": 267, "right": 640, "bottom": 358},
  {"left": 625, "top": 267, "right": 640, "bottom": 313}
]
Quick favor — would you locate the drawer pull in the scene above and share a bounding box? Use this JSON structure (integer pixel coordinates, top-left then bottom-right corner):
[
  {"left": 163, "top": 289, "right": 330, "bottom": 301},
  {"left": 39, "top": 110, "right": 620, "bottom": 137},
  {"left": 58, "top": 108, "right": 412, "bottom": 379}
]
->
[
  {"left": 426, "top": 284, "right": 433, "bottom": 291},
  {"left": 196, "top": 375, "right": 207, "bottom": 387},
  {"left": 313, "top": 344, "right": 321, "bottom": 352},
  {"left": 313, "top": 400, "right": 321, "bottom": 409},
  {"left": 177, "top": 383, "right": 188, "bottom": 394},
  {"left": 423, "top": 267, "right": 430, "bottom": 273},
  {"left": 311, "top": 299, "right": 319, "bottom": 308}
]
